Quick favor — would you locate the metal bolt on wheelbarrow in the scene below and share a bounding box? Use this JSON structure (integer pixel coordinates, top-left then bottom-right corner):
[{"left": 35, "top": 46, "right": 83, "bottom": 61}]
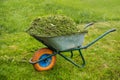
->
[{"left": 28, "top": 22, "right": 116, "bottom": 71}]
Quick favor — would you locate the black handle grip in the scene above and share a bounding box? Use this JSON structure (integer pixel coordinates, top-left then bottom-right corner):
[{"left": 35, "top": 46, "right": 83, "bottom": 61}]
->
[
  {"left": 109, "top": 28, "right": 116, "bottom": 32},
  {"left": 84, "top": 22, "right": 94, "bottom": 29}
]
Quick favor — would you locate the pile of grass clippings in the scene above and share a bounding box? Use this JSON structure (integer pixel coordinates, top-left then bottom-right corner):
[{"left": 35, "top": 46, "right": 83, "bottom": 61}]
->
[{"left": 27, "top": 15, "right": 87, "bottom": 37}]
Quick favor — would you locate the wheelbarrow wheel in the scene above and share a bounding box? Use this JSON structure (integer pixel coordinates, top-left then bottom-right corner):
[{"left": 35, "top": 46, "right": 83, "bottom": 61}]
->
[{"left": 31, "top": 48, "right": 56, "bottom": 71}]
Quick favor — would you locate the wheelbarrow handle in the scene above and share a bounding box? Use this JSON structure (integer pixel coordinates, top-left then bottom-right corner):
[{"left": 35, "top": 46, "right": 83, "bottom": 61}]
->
[
  {"left": 84, "top": 22, "right": 94, "bottom": 29},
  {"left": 109, "top": 28, "right": 116, "bottom": 32},
  {"left": 81, "top": 28, "right": 116, "bottom": 49}
]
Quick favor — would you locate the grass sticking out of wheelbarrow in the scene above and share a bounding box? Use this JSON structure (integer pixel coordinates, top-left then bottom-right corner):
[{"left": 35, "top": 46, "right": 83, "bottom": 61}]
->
[{"left": 27, "top": 15, "right": 87, "bottom": 37}]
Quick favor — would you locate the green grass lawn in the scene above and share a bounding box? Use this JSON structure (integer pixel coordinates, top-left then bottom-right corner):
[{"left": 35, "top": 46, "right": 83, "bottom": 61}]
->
[{"left": 0, "top": 0, "right": 120, "bottom": 80}]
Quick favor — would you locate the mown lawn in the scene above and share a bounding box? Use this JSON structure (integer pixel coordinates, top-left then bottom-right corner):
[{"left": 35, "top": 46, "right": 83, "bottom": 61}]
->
[{"left": 0, "top": 0, "right": 120, "bottom": 80}]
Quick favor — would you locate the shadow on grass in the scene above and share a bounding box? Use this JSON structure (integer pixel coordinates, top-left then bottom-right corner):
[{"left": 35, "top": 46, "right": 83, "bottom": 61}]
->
[{"left": 0, "top": 74, "right": 7, "bottom": 80}]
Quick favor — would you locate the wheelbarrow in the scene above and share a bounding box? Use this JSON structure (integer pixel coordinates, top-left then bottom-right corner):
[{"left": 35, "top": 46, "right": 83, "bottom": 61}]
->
[{"left": 28, "top": 23, "right": 116, "bottom": 71}]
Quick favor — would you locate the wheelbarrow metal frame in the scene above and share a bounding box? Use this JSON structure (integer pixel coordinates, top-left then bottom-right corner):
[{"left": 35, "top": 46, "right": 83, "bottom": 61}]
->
[{"left": 29, "top": 28, "right": 116, "bottom": 68}]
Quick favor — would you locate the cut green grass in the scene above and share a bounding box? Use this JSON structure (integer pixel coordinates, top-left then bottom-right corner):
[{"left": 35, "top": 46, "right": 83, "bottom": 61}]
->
[
  {"left": 0, "top": 21, "right": 120, "bottom": 80},
  {"left": 0, "top": 0, "right": 120, "bottom": 33},
  {"left": 0, "top": 0, "right": 120, "bottom": 80}
]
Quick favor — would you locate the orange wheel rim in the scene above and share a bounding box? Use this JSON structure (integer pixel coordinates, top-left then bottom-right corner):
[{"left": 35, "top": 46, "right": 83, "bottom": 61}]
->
[{"left": 31, "top": 48, "right": 56, "bottom": 71}]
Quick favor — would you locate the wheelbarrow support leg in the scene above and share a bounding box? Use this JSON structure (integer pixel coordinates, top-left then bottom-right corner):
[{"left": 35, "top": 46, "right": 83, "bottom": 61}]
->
[
  {"left": 79, "top": 49, "right": 85, "bottom": 67},
  {"left": 70, "top": 51, "right": 73, "bottom": 58},
  {"left": 58, "top": 50, "right": 85, "bottom": 68}
]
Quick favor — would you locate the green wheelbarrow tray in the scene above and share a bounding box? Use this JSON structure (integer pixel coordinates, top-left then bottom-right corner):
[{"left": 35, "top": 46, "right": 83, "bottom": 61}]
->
[
  {"left": 32, "top": 32, "right": 87, "bottom": 51},
  {"left": 29, "top": 28, "right": 116, "bottom": 68}
]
